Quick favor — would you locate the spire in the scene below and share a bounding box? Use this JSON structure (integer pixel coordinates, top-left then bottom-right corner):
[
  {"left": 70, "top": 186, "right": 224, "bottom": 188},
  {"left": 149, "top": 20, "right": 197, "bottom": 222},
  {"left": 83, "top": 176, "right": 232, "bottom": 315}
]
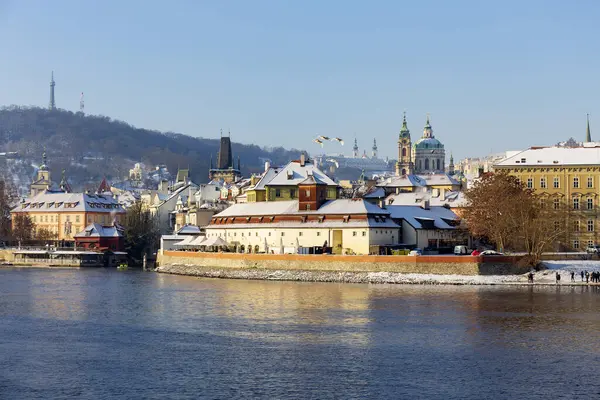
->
[
  {"left": 400, "top": 111, "right": 410, "bottom": 137},
  {"left": 449, "top": 152, "right": 455, "bottom": 174},
  {"left": 423, "top": 114, "right": 433, "bottom": 138},
  {"left": 60, "top": 170, "right": 73, "bottom": 193},
  {"left": 40, "top": 148, "right": 48, "bottom": 170},
  {"left": 586, "top": 114, "right": 592, "bottom": 143},
  {"left": 49, "top": 71, "right": 56, "bottom": 111}
]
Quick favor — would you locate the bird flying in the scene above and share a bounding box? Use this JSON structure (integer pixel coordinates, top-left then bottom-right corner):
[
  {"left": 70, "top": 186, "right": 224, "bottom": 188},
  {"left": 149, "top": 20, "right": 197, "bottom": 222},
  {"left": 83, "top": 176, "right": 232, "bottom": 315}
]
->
[
  {"left": 313, "top": 138, "right": 324, "bottom": 147},
  {"left": 332, "top": 137, "right": 344, "bottom": 145},
  {"left": 317, "top": 135, "right": 330, "bottom": 141}
]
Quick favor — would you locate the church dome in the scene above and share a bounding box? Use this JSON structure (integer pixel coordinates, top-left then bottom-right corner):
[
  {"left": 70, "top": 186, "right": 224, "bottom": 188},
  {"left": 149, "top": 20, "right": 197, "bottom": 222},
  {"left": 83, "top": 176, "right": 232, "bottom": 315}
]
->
[{"left": 413, "top": 137, "right": 444, "bottom": 149}]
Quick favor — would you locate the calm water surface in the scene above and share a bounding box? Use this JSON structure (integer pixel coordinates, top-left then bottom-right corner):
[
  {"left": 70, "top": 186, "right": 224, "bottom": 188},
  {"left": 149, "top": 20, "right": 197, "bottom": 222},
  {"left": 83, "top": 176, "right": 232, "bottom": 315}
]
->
[{"left": 1, "top": 268, "right": 600, "bottom": 399}]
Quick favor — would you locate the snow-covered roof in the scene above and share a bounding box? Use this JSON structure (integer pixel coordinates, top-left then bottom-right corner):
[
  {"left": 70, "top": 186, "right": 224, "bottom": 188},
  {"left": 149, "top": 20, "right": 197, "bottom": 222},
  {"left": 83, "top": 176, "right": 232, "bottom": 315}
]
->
[
  {"left": 495, "top": 146, "right": 600, "bottom": 167},
  {"left": 387, "top": 205, "right": 459, "bottom": 229},
  {"left": 363, "top": 187, "right": 386, "bottom": 199},
  {"left": 385, "top": 190, "right": 467, "bottom": 208},
  {"left": 264, "top": 161, "right": 337, "bottom": 187},
  {"left": 74, "top": 223, "right": 123, "bottom": 238},
  {"left": 213, "top": 199, "right": 390, "bottom": 218},
  {"left": 206, "top": 218, "right": 400, "bottom": 230},
  {"left": 13, "top": 192, "right": 125, "bottom": 214},
  {"left": 253, "top": 167, "right": 283, "bottom": 190},
  {"left": 378, "top": 173, "right": 459, "bottom": 188},
  {"left": 176, "top": 224, "right": 202, "bottom": 235}
]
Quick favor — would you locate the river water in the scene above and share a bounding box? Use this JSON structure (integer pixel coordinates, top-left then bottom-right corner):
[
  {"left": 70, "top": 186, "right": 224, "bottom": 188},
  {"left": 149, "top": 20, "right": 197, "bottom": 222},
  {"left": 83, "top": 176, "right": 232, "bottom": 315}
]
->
[{"left": 1, "top": 268, "right": 600, "bottom": 399}]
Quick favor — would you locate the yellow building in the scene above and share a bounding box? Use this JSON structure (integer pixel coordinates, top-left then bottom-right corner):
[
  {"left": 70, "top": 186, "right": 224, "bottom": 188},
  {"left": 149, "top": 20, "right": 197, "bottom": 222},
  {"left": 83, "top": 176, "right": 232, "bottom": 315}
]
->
[
  {"left": 11, "top": 192, "right": 126, "bottom": 241},
  {"left": 245, "top": 155, "right": 339, "bottom": 203},
  {"left": 495, "top": 145, "right": 600, "bottom": 250}
]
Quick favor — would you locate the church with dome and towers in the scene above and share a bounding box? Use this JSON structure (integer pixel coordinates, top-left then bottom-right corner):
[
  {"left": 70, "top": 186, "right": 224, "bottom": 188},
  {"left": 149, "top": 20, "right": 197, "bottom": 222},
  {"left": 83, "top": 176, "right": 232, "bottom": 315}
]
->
[{"left": 395, "top": 113, "right": 448, "bottom": 176}]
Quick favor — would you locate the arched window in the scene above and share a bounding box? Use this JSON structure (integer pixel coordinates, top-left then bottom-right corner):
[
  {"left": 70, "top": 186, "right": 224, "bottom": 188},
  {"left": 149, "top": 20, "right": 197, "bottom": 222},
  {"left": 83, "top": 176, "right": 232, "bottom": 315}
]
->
[
  {"left": 401, "top": 169, "right": 406, "bottom": 176},
  {"left": 425, "top": 159, "right": 430, "bottom": 170},
  {"left": 436, "top": 159, "right": 440, "bottom": 170},
  {"left": 401, "top": 148, "right": 407, "bottom": 157},
  {"left": 417, "top": 160, "right": 422, "bottom": 171}
]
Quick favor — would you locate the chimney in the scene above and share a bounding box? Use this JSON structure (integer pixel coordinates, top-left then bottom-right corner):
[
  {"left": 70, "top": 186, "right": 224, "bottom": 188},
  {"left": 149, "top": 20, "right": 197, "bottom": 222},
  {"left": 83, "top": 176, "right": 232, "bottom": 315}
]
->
[
  {"left": 422, "top": 199, "right": 430, "bottom": 210},
  {"left": 265, "top": 161, "right": 270, "bottom": 172},
  {"left": 300, "top": 152, "right": 306, "bottom": 167}
]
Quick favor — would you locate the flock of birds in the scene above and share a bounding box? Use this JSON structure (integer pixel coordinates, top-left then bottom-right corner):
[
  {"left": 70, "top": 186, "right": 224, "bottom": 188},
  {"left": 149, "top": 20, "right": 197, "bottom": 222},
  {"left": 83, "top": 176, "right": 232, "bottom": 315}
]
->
[{"left": 313, "top": 135, "right": 344, "bottom": 147}]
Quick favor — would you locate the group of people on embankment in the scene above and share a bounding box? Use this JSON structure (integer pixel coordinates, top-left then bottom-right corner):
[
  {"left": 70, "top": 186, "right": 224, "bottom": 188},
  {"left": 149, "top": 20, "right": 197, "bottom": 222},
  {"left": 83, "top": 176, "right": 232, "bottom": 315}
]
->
[{"left": 527, "top": 270, "right": 600, "bottom": 284}]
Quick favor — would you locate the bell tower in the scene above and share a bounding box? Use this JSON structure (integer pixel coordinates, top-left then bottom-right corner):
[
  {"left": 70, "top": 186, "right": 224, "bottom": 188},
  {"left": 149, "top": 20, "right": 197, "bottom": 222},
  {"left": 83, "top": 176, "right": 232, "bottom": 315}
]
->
[{"left": 395, "top": 112, "right": 413, "bottom": 176}]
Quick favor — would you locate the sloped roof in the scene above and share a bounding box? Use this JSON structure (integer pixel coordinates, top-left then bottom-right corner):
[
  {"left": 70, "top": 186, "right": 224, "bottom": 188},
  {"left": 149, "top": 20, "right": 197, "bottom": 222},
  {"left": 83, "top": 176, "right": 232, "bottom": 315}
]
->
[
  {"left": 252, "top": 167, "right": 282, "bottom": 190},
  {"left": 74, "top": 223, "right": 123, "bottom": 238},
  {"left": 176, "top": 224, "right": 202, "bottom": 235},
  {"left": 385, "top": 190, "right": 467, "bottom": 208},
  {"left": 13, "top": 192, "right": 126, "bottom": 214},
  {"left": 495, "top": 146, "right": 600, "bottom": 167},
  {"left": 265, "top": 161, "right": 337, "bottom": 187},
  {"left": 378, "top": 173, "right": 459, "bottom": 188},
  {"left": 213, "top": 199, "right": 389, "bottom": 218},
  {"left": 387, "top": 205, "right": 459, "bottom": 229}
]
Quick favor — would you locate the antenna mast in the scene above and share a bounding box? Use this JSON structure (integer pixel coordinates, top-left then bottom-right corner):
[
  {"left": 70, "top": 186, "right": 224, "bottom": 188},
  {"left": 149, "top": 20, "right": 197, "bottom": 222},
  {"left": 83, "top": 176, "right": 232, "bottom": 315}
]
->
[{"left": 80, "top": 92, "right": 85, "bottom": 114}]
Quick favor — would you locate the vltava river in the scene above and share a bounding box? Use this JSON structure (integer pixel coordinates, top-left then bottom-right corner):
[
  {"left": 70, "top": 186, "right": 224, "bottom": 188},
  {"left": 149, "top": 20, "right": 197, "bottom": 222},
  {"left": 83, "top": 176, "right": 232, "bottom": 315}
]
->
[{"left": 1, "top": 268, "right": 599, "bottom": 399}]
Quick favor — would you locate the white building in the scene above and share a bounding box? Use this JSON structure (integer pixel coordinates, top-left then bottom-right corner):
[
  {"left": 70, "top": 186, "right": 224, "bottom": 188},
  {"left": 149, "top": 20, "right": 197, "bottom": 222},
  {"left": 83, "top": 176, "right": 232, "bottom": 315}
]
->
[{"left": 205, "top": 199, "right": 401, "bottom": 255}]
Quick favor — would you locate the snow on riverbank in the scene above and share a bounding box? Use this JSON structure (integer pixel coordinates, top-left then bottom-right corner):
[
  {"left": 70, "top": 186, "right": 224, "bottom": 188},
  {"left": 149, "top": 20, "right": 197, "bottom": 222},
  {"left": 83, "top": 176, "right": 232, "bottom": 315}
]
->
[{"left": 158, "top": 261, "right": 600, "bottom": 286}]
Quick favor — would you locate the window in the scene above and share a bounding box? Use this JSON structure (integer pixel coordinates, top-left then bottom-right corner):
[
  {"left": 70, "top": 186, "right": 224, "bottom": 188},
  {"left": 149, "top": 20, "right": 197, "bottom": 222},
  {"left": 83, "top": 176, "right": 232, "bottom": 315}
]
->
[
  {"left": 574, "top": 221, "right": 580, "bottom": 232},
  {"left": 255, "top": 232, "right": 258, "bottom": 237},
  {"left": 573, "top": 240, "right": 580, "bottom": 249},
  {"left": 305, "top": 189, "right": 310, "bottom": 197},
  {"left": 588, "top": 198, "right": 594, "bottom": 210},
  {"left": 32, "top": 216, "right": 36, "bottom": 223},
  {"left": 275, "top": 188, "right": 281, "bottom": 197},
  {"left": 573, "top": 198, "right": 580, "bottom": 210},
  {"left": 241, "top": 233, "right": 244, "bottom": 237},
  {"left": 290, "top": 189, "right": 296, "bottom": 198},
  {"left": 588, "top": 177, "right": 594, "bottom": 188},
  {"left": 589, "top": 240, "right": 594, "bottom": 248},
  {"left": 588, "top": 220, "right": 594, "bottom": 232},
  {"left": 76, "top": 215, "right": 80, "bottom": 223},
  {"left": 268, "top": 232, "right": 271, "bottom": 236},
  {"left": 353, "top": 231, "right": 357, "bottom": 236},
  {"left": 573, "top": 177, "right": 579, "bottom": 188},
  {"left": 299, "top": 232, "right": 303, "bottom": 237},
  {"left": 540, "top": 177, "right": 547, "bottom": 189},
  {"left": 317, "top": 232, "right": 321, "bottom": 236},
  {"left": 362, "top": 231, "right": 366, "bottom": 237},
  {"left": 554, "top": 221, "right": 560, "bottom": 230},
  {"left": 66, "top": 216, "right": 70, "bottom": 222},
  {"left": 527, "top": 178, "right": 533, "bottom": 189},
  {"left": 554, "top": 198, "right": 560, "bottom": 209},
  {"left": 306, "top": 204, "right": 311, "bottom": 211},
  {"left": 553, "top": 177, "right": 560, "bottom": 188},
  {"left": 281, "top": 232, "right": 285, "bottom": 236}
]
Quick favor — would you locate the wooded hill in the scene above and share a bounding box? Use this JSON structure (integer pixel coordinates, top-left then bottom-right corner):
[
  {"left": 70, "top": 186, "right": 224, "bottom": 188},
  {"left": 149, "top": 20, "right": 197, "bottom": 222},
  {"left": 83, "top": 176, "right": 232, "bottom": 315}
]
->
[{"left": 0, "top": 106, "right": 302, "bottom": 189}]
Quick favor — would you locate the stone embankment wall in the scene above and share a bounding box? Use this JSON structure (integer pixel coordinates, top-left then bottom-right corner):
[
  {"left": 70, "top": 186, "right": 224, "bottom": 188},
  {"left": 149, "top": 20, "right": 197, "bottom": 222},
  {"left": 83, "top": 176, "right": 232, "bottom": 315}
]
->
[{"left": 157, "top": 251, "right": 529, "bottom": 276}]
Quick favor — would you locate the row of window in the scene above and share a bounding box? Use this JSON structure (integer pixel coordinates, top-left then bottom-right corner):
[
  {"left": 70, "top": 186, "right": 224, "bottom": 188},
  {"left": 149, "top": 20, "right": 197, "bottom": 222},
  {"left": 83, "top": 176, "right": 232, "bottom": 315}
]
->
[
  {"left": 572, "top": 220, "right": 595, "bottom": 232},
  {"left": 207, "top": 230, "right": 394, "bottom": 238},
  {"left": 573, "top": 240, "right": 600, "bottom": 249},
  {"left": 525, "top": 176, "right": 595, "bottom": 189},
  {"left": 546, "top": 197, "right": 595, "bottom": 210}
]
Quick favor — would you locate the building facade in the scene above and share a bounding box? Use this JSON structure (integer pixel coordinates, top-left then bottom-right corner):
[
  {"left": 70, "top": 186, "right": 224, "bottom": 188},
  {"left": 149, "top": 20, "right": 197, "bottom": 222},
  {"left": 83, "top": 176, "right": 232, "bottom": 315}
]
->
[
  {"left": 11, "top": 192, "right": 126, "bottom": 241},
  {"left": 495, "top": 145, "right": 600, "bottom": 250},
  {"left": 205, "top": 199, "right": 401, "bottom": 255}
]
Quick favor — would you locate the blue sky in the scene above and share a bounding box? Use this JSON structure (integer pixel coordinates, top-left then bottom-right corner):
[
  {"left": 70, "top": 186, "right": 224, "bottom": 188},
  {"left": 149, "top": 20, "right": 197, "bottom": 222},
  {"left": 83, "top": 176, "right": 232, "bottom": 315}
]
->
[{"left": 1, "top": 0, "right": 599, "bottom": 161}]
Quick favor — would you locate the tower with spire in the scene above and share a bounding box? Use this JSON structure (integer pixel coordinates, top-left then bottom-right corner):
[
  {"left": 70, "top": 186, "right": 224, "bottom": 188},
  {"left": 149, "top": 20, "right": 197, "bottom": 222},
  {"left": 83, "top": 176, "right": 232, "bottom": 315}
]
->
[
  {"left": 395, "top": 112, "right": 413, "bottom": 176},
  {"left": 586, "top": 114, "right": 592, "bottom": 143},
  {"left": 448, "top": 153, "right": 455, "bottom": 175},
  {"left": 30, "top": 150, "right": 53, "bottom": 196},
  {"left": 372, "top": 138, "right": 378, "bottom": 159},
  {"left": 352, "top": 138, "right": 359, "bottom": 158},
  {"left": 49, "top": 72, "right": 56, "bottom": 111}
]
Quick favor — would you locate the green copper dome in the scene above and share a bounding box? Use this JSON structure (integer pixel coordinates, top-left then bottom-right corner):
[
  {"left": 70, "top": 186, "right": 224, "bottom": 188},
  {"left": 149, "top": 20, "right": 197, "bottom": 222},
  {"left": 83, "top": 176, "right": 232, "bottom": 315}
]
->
[{"left": 413, "top": 137, "right": 444, "bottom": 149}]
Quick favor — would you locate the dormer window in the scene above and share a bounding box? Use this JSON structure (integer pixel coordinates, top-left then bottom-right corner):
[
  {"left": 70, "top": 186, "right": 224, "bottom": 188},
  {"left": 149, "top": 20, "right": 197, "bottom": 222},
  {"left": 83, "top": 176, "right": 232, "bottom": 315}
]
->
[
  {"left": 287, "top": 170, "right": 293, "bottom": 180},
  {"left": 343, "top": 215, "right": 350, "bottom": 223},
  {"left": 318, "top": 216, "right": 325, "bottom": 223}
]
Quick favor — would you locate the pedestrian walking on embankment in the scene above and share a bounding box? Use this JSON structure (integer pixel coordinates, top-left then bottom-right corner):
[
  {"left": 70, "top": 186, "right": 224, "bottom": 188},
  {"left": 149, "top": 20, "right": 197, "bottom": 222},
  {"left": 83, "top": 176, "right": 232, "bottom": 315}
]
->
[
  {"left": 571, "top": 271, "right": 575, "bottom": 282},
  {"left": 556, "top": 272, "right": 561, "bottom": 284}
]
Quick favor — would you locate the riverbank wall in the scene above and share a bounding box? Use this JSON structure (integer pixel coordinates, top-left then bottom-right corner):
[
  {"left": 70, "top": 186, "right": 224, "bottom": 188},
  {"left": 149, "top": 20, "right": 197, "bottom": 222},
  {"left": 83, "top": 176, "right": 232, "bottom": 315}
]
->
[{"left": 157, "top": 251, "right": 530, "bottom": 276}]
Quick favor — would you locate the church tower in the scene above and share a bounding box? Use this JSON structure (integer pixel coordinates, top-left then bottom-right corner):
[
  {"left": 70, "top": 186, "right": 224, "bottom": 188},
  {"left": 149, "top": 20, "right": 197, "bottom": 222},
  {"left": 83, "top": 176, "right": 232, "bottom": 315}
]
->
[
  {"left": 49, "top": 72, "right": 56, "bottom": 111},
  {"left": 395, "top": 112, "right": 413, "bottom": 176},
  {"left": 30, "top": 150, "right": 52, "bottom": 197}
]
